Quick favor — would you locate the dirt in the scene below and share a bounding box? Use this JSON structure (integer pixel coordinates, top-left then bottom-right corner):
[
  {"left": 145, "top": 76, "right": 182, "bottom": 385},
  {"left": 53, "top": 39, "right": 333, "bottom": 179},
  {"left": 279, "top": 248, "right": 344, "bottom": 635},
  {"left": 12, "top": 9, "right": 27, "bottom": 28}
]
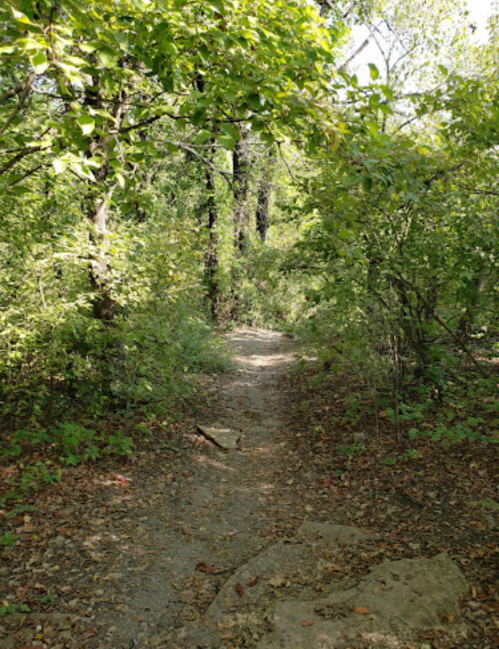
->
[{"left": 1, "top": 328, "right": 493, "bottom": 649}]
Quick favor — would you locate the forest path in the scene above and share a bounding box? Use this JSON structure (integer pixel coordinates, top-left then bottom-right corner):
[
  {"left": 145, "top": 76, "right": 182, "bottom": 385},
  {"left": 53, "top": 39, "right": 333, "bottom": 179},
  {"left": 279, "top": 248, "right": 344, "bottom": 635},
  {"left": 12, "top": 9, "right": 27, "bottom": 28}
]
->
[
  {"left": 93, "top": 328, "right": 316, "bottom": 648},
  {"left": 87, "top": 329, "right": 465, "bottom": 649}
]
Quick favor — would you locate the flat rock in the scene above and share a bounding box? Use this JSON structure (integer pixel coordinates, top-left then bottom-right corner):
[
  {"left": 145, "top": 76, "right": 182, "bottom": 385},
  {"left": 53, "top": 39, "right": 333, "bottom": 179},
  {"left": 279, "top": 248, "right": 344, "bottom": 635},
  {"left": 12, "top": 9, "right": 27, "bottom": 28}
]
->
[
  {"left": 257, "top": 553, "right": 468, "bottom": 649},
  {"left": 174, "top": 540, "right": 312, "bottom": 647},
  {"left": 197, "top": 424, "right": 241, "bottom": 450},
  {"left": 298, "top": 522, "right": 377, "bottom": 546}
]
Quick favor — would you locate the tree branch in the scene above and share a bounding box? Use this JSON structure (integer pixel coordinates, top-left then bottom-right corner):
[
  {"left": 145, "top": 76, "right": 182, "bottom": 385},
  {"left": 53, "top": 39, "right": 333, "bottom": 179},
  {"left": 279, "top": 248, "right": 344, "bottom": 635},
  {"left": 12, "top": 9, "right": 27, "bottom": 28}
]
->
[
  {"left": 176, "top": 142, "right": 234, "bottom": 189},
  {"left": 0, "top": 72, "right": 36, "bottom": 138}
]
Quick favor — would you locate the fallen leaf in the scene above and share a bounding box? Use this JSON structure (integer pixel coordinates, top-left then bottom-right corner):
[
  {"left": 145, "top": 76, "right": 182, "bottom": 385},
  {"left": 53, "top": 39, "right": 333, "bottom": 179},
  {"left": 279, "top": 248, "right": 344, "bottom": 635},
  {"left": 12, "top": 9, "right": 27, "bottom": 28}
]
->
[
  {"left": 235, "top": 583, "right": 244, "bottom": 597},
  {"left": 301, "top": 619, "right": 315, "bottom": 627},
  {"left": 195, "top": 561, "right": 217, "bottom": 573},
  {"left": 353, "top": 606, "right": 371, "bottom": 615},
  {"left": 248, "top": 576, "right": 259, "bottom": 587},
  {"left": 268, "top": 575, "right": 286, "bottom": 587}
]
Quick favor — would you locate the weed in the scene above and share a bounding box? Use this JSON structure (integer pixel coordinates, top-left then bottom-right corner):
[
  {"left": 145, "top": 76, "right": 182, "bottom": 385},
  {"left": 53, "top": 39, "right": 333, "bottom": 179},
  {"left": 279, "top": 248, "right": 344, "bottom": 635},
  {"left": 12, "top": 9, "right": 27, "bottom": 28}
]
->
[
  {"left": 337, "top": 442, "right": 366, "bottom": 457},
  {"left": 0, "top": 531, "right": 18, "bottom": 547},
  {"left": 0, "top": 602, "right": 30, "bottom": 616}
]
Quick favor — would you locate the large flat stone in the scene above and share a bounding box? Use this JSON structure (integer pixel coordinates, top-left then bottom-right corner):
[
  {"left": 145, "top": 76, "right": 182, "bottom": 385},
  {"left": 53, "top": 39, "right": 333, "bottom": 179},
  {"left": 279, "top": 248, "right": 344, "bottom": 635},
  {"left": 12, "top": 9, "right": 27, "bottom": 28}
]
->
[
  {"left": 197, "top": 424, "right": 241, "bottom": 450},
  {"left": 257, "top": 553, "right": 468, "bottom": 649}
]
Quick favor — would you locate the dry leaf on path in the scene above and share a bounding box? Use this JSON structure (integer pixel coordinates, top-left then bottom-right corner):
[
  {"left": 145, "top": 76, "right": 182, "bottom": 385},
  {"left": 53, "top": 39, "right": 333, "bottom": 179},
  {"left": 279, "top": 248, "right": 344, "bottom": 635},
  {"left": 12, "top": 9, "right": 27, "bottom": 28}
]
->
[
  {"left": 268, "top": 575, "right": 286, "bottom": 587},
  {"left": 195, "top": 561, "right": 217, "bottom": 573}
]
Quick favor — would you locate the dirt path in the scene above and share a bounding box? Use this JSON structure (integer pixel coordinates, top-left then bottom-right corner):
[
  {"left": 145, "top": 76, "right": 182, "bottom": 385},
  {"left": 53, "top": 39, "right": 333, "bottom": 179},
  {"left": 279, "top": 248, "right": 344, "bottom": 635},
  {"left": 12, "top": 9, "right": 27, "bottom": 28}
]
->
[
  {"left": 90, "top": 328, "right": 306, "bottom": 648},
  {"left": 1, "top": 329, "right": 471, "bottom": 649}
]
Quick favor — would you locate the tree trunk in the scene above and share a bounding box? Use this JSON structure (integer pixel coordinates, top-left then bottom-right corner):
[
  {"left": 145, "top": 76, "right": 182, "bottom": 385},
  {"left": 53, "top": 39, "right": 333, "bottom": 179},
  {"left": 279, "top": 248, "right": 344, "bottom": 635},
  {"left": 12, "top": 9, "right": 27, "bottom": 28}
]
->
[
  {"left": 87, "top": 179, "right": 117, "bottom": 323},
  {"left": 458, "top": 273, "right": 485, "bottom": 342},
  {"left": 232, "top": 129, "right": 251, "bottom": 252},
  {"left": 255, "top": 147, "right": 275, "bottom": 242},
  {"left": 204, "top": 156, "right": 219, "bottom": 320}
]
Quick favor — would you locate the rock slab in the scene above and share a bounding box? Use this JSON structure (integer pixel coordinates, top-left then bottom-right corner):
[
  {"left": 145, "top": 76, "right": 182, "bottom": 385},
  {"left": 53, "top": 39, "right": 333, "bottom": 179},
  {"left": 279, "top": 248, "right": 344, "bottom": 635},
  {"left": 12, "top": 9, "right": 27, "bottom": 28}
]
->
[
  {"left": 197, "top": 424, "right": 241, "bottom": 450},
  {"left": 257, "top": 552, "right": 468, "bottom": 649}
]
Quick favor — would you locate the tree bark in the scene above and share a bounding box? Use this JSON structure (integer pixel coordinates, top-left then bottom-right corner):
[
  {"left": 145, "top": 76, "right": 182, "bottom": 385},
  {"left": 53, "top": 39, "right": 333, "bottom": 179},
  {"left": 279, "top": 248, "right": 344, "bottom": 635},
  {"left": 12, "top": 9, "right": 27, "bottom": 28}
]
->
[
  {"left": 255, "top": 147, "right": 275, "bottom": 242},
  {"left": 232, "top": 129, "right": 251, "bottom": 252},
  {"left": 204, "top": 151, "right": 219, "bottom": 320},
  {"left": 87, "top": 179, "right": 117, "bottom": 323}
]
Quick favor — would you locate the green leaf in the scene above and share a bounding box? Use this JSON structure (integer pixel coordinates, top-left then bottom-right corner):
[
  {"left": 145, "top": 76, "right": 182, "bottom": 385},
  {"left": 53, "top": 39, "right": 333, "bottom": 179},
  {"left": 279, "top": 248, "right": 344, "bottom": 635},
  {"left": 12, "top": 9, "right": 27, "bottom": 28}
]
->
[
  {"left": 217, "top": 134, "right": 236, "bottom": 150},
  {"left": 207, "top": 0, "right": 223, "bottom": 12},
  {"left": 66, "top": 55, "right": 88, "bottom": 67},
  {"left": 98, "top": 47, "right": 119, "bottom": 69},
  {"left": 72, "top": 162, "right": 95, "bottom": 181},
  {"left": 221, "top": 89, "right": 236, "bottom": 103},
  {"left": 368, "top": 93, "right": 380, "bottom": 109},
  {"left": 192, "top": 108, "right": 206, "bottom": 126},
  {"left": 198, "top": 44, "right": 209, "bottom": 62},
  {"left": 260, "top": 131, "right": 275, "bottom": 147},
  {"left": 219, "top": 122, "right": 240, "bottom": 140},
  {"left": 342, "top": 174, "right": 360, "bottom": 188},
  {"left": 11, "top": 8, "right": 33, "bottom": 24},
  {"left": 368, "top": 63, "right": 379, "bottom": 81},
  {"left": 362, "top": 176, "right": 373, "bottom": 191},
  {"left": 53, "top": 158, "right": 68, "bottom": 174},
  {"left": 31, "top": 51, "right": 49, "bottom": 74},
  {"left": 250, "top": 116, "right": 265, "bottom": 131},
  {"left": 194, "top": 129, "right": 214, "bottom": 144},
  {"left": 79, "top": 42, "right": 98, "bottom": 53},
  {"left": 165, "top": 142, "right": 179, "bottom": 153},
  {"left": 247, "top": 93, "right": 261, "bottom": 111},
  {"left": 380, "top": 85, "right": 394, "bottom": 101},
  {"left": 77, "top": 115, "right": 95, "bottom": 135}
]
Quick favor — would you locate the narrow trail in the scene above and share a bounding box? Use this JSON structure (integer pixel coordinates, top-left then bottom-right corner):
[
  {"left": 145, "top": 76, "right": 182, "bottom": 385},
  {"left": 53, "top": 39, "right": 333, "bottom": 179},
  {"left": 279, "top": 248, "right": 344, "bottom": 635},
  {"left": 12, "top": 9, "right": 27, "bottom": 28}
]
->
[{"left": 93, "top": 328, "right": 309, "bottom": 648}]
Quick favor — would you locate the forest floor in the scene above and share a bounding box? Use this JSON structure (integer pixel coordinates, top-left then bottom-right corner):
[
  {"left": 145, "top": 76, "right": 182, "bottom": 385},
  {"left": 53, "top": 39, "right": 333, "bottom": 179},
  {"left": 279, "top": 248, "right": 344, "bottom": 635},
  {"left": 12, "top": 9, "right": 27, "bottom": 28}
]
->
[{"left": 1, "top": 328, "right": 499, "bottom": 649}]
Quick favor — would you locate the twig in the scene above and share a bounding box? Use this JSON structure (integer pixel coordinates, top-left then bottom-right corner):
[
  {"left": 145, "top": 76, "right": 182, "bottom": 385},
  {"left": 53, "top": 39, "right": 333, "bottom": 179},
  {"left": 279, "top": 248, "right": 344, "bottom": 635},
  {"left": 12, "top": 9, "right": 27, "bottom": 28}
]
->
[{"left": 176, "top": 143, "right": 234, "bottom": 189}]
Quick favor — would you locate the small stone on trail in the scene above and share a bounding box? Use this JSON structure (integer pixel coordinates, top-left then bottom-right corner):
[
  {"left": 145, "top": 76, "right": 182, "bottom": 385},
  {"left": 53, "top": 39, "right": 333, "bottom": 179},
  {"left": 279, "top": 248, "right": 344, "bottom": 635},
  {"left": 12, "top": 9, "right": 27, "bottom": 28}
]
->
[{"left": 196, "top": 424, "right": 241, "bottom": 450}]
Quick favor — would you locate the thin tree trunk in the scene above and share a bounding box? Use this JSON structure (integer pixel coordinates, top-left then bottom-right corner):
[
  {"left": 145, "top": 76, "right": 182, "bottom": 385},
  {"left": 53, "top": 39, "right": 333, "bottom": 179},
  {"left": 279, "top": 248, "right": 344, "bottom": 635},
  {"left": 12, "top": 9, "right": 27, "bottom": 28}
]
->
[
  {"left": 232, "top": 130, "right": 251, "bottom": 252},
  {"left": 255, "top": 148, "right": 275, "bottom": 242},
  {"left": 88, "top": 179, "right": 117, "bottom": 323},
  {"left": 204, "top": 148, "right": 219, "bottom": 320}
]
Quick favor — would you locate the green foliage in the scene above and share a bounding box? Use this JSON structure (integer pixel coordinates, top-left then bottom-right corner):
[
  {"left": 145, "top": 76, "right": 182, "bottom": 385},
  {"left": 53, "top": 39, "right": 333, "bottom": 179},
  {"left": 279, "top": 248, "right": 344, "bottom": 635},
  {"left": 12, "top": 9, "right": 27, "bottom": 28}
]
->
[
  {"left": 1, "top": 0, "right": 499, "bottom": 465},
  {"left": 0, "top": 531, "right": 18, "bottom": 548},
  {"left": 471, "top": 498, "right": 499, "bottom": 511},
  {"left": 0, "top": 602, "right": 30, "bottom": 616},
  {"left": 17, "top": 462, "right": 62, "bottom": 493},
  {"left": 4, "top": 422, "right": 137, "bottom": 467},
  {"left": 381, "top": 448, "right": 422, "bottom": 466},
  {"left": 337, "top": 442, "right": 366, "bottom": 457}
]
